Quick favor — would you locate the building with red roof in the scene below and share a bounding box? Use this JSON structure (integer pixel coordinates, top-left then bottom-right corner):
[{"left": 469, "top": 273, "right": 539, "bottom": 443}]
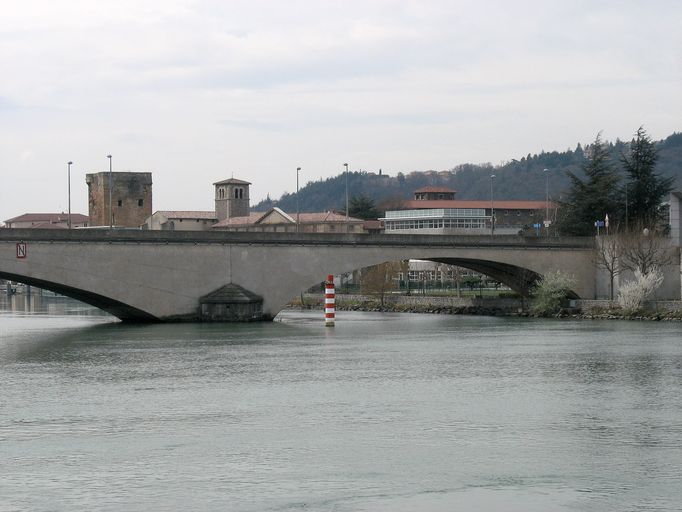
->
[
  {"left": 3, "top": 213, "right": 89, "bottom": 229},
  {"left": 381, "top": 188, "right": 555, "bottom": 235}
]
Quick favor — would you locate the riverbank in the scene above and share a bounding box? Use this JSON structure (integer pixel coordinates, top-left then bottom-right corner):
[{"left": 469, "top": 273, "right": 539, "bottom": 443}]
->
[{"left": 291, "top": 293, "right": 682, "bottom": 321}]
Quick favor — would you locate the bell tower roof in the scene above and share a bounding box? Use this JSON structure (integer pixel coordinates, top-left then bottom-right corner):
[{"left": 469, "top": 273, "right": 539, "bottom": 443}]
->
[{"left": 213, "top": 178, "right": 251, "bottom": 186}]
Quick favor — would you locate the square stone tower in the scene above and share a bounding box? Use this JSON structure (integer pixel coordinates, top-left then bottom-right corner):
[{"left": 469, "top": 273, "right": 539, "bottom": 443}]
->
[
  {"left": 214, "top": 178, "right": 251, "bottom": 221},
  {"left": 86, "top": 171, "right": 153, "bottom": 227}
]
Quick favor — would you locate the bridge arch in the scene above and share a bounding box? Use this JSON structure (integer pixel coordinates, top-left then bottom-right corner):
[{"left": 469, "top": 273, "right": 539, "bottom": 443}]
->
[{"left": 0, "top": 270, "right": 157, "bottom": 321}]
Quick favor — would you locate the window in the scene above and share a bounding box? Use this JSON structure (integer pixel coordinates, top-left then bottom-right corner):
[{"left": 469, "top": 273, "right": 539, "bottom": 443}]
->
[
  {"left": 138, "top": 199, "right": 144, "bottom": 207},
  {"left": 117, "top": 200, "right": 122, "bottom": 207},
  {"left": 234, "top": 188, "right": 239, "bottom": 199}
]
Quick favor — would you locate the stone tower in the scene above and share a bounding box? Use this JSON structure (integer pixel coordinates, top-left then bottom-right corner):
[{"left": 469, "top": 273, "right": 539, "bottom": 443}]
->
[
  {"left": 86, "top": 171, "right": 153, "bottom": 227},
  {"left": 214, "top": 178, "right": 251, "bottom": 221}
]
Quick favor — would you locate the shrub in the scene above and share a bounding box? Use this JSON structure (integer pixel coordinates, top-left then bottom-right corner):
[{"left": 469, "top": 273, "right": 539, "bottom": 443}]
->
[
  {"left": 531, "top": 271, "right": 575, "bottom": 316},
  {"left": 617, "top": 267, "right": 663, "bottom": 314}
]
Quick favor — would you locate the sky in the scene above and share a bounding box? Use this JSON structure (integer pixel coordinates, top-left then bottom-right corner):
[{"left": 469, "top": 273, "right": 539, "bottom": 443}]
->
[{"left": 1, "top": 0, "right": 681, "bottom": 220}]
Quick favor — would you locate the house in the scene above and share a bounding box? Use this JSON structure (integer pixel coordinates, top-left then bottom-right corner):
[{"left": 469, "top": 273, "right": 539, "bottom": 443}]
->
[
  {"left": 142, "top": 211, "right": 217, "bottom": 231},
  {"left": 3, "top": 213, "right": 89, "bottom": 229},
  {"left": 212, "top": 207, "right": 365, "bottom": 233}
]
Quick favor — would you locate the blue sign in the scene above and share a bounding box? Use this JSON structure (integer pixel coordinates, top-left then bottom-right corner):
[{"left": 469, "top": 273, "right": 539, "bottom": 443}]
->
[
  {"left": 533, "top": 223, "right": 542, "bottom": 228},
  {"left": 594, "top": 221, "right": 605, "bottom": 227}
]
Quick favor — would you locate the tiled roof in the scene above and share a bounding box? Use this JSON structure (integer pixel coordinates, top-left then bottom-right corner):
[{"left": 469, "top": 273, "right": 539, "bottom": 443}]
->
[
  {"left": 213, "top": 178, "right": 252, "bottom": 186},
  {"left": 297, "top": 211, "right": 362, "bottom": 223},
  {"left": 414, "top": 186, "right": 457, "bottom": 194},
  {"left": 25, "top": 221, "right": 68, "bottom": 229},
  {"left": 402, "top": 200, "right": 552, "bottom": 210},
  {"left": 156, "top": 210, "right": 216, "bottom": 220},
  {"left": 212, "top": 209, "right": 364, "bottom": 228},
  {"left": 4, "top": 212, "right": 89, "bottom": 223},
  {"left": 213, "top": 212, "right": 264, "bottom": 227}
]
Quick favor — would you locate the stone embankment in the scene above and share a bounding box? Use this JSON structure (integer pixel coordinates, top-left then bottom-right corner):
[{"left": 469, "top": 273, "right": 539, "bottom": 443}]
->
[{"left": 291, "top": 294, "right": 682, "bottom": 321}]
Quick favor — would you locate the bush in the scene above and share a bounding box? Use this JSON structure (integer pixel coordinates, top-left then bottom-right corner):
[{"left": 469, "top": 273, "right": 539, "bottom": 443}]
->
[
  {"left": 617, "top": 268, "right": 663, "bottom": 314},
  {"left": 531, "top": 271, "right": 575, "bottom": 316}
]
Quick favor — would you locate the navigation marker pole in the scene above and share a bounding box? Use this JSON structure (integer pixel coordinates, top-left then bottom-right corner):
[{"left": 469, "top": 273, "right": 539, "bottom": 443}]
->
[{"left": 325, "top": 274, "right": 335, "bottom": 327}]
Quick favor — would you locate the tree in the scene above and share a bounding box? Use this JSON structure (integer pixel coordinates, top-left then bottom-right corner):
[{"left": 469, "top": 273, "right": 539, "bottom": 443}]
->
[
  {"left": 621, "top": 127, "right": 674, "bottom": 229},
  {"left": 619, "top": 227, "right": 675, "bottom": 275},
  {"left": 348, "top": 194, "right": 381, "bottom": 220},
  {"left": 360, "top": 262, "right": 400, "bottom": 307},
  {"left": 594, "top": 235, "right": 625, "bottom": 300},
  {"left": 556, "top": 133, "right": 621, "bottom": 235}
]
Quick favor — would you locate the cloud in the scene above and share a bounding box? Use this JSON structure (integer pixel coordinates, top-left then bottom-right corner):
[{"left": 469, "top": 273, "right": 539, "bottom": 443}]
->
[{"left": 0, "top": 0, "right": 681, "bottom": 216}]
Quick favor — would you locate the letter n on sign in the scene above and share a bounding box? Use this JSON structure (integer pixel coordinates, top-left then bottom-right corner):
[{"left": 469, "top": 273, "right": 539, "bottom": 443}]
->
[{"left": 16, "top": 242, "right": 27, "bottom": 259}]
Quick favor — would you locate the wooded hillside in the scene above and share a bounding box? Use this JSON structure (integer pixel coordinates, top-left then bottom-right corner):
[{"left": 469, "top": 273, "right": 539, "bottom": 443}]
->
[{"left": 253, "top": 132, "right": 682, "bottom": 213}]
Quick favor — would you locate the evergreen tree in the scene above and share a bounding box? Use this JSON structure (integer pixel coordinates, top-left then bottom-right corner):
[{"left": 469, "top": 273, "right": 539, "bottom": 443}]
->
[
  {"left": 348, "top": 194, "right": 381, "bottom": 220},
  {"left": 621, "top": 126, "right": 674, "bottom": 229},
  {"left": 556, "top": 133, "right": 621, "bottom": 235}
]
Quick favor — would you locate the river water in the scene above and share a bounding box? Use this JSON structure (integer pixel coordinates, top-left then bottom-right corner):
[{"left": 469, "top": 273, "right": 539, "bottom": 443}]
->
[{"left": 1, "top": 294, "right": 681, "bottom": 511}]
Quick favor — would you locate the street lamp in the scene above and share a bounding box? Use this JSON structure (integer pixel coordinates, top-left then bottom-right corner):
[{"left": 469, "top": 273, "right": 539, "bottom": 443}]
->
[
  {"left": 625, "top": 182, "right": 629, "bottom": 232},
  {"left": 296, "top": 167, "right": 301, "bottom": 233},
  {"left": 543, "top": 168, "right": 550, "bottom": 221},
  {"left": 107, "top": 155, "right": 112, "bottom": 229},
  {"left": 490, "top": 174, "right": 496, "bottom": 236},
  {"left": 343, "top": 163, "right": 349, "bottom": 232},
  {"left": 67, "top": 161, "right": 73, "bottom": 229}
]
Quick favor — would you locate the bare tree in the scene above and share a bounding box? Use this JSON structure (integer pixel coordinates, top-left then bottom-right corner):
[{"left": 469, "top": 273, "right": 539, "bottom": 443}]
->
[
  {"left": 594, "top": 235, "right": 625, "bottom": 300},
  {"left": 361, "top": 261, "right": 401, "bottom": 307},
  {"left": 620, "top": 228, "right": 675, "bottom": 275}
]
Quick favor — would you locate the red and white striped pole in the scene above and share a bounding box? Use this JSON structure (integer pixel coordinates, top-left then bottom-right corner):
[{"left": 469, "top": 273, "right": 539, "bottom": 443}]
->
[{"left": 325, "top": 274, "right": 335, "bottom": 327}]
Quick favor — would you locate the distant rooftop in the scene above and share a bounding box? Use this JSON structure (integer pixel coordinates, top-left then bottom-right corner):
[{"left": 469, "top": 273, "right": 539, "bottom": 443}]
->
[
  {"left": 4, "top": 212, "right": 89, "bottom": 224},
  {"left": 213, "top": 178, "right": 252, "bottom": 186},
  {"left": 414, "top": 186, "right": 457, "bottom": 194}
]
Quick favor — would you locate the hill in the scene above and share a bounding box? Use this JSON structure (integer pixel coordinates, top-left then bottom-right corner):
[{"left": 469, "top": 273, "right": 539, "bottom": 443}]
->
[{"left": 253, "top": 132, "right": 682, "bottom": 213}]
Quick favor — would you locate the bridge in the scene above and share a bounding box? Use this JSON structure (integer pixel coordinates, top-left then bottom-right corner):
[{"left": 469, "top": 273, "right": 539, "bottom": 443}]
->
[{"left": 1, "top": 229, "right": 596, "bottom": 321}]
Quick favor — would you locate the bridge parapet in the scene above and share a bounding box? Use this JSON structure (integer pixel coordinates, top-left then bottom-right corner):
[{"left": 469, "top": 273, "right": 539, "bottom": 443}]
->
[{"left": 0, "top": 228, "right": 595, "bottom": 249}]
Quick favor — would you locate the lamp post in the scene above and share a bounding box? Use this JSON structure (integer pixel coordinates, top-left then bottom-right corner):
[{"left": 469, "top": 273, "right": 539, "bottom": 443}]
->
[
  {"left": 490, "top": 174, "right": 496, "bottom": 236},
  {"left": 67, "top": 161, "right": 73, "bottom": 229},
  {"left": 543, "top": 168, "right": 550, "bottom": 221},
  {"left": 296, "top": 167, "right": 301, "bottom": 232},
  {"left": 343, "top": 163, "right": 349, "bottom": 232},
  {"left": 625, "top": 182, "right": 629, "bottom": 232},
  {"left": 107, "top": 155, "right": 113, "bottom": 229}
]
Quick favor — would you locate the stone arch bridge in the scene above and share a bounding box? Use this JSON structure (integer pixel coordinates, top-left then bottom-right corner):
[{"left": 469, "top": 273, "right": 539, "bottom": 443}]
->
[{"left": 0, "top": 229, "right": 595, "bottom": 321}]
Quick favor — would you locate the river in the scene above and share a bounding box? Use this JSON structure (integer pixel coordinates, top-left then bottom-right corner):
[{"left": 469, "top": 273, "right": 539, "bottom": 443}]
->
[{"left": 1, "top": 294, "right": 681, "bottom": 511}]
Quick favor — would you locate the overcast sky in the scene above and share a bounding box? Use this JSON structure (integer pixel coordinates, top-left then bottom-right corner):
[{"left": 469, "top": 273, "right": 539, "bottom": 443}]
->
[{"left": 1, "top": 0, "right": 680, "bottom": 219}]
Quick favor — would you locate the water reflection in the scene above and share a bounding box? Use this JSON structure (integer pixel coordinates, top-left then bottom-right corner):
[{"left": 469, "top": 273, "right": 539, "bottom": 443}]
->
[{"left": 0, "top": 291, "right": 111, "bottom": 318}]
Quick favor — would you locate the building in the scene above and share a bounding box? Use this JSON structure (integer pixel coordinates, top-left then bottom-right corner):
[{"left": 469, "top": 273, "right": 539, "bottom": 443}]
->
[
  {"left": 142, "top": 211, "right": 217, "bottom": 231},
  {"left": 86, "top": 171, "right": 152, "bottom": 227},
  {"left": 381, "top": 186, "right": 552, "bottom": 235},
  {"left": 142, "top": 176, "right": 367, "bottom": 233},
  {"left": 212, "top": 207, "right": 365, "bottom": 233},
  {"left": 3, "top": 212, "right": 89, "bottom": 229},
  {"left": 214, "top": 178, "right": 250, "bottom": 221}
]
